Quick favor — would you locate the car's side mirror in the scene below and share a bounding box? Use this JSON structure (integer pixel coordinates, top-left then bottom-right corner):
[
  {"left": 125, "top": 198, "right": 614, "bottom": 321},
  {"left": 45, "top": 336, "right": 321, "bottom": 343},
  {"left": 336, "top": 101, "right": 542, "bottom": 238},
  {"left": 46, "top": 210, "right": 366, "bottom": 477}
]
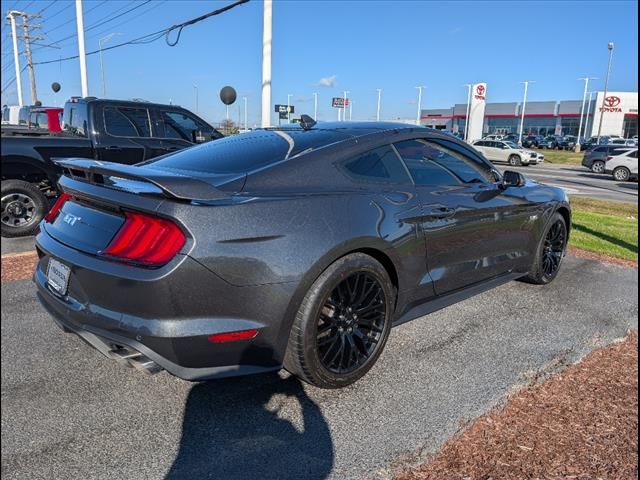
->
[{"left": 501, "top": 170, "right": 525, "bottom": 189}]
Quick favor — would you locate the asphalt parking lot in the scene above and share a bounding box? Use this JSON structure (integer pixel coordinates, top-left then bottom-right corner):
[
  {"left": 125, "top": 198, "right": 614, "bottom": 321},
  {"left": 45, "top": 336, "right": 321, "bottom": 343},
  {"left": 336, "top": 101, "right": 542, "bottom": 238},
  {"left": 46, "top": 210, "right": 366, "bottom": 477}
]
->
[
  {"left": 1, "top": 256, "right": 637, "bottom": 480},
  {"left": 502, "top": 162, "right": 638, "bottom": 203}
]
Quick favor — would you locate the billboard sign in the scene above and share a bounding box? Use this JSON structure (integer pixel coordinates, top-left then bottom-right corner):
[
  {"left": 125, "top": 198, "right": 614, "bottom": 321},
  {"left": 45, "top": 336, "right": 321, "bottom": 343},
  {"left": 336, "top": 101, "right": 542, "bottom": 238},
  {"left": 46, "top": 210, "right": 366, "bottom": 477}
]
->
[
  {"left": 332, "top": 97, "right": 350, "bottom": 108},
  {"left": 274, "top": 104, "right": 294, "bottom": 114}
]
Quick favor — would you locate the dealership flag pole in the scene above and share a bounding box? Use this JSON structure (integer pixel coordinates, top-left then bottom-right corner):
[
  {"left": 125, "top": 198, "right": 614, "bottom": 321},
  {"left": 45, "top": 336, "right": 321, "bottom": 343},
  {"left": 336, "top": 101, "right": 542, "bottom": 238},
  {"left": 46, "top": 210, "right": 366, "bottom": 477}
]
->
[
  {"left": 585, "top": 91, "right": 595, "bottom": 136},
  {"left": 576, "top": 77, "right": 597, "bottom": 151},
  {"left": 287, "top": 93, "right": 292, "bottom": 123},
  {"left": 7, "top": 11, "right": 23, "bottom": 106},
  {"left": 343, "top": 91, "right": 349, "bottom": 122},
  {"left": 596, "top": 42, "right": 614, "bottom": 144},
  {"left": 415, "top": 86, "right": 426, "bottom": 126},
  {"left": 261, "top": 0, "right": 272, "bottom": 127},
  {"left": 75, "top": 0, "right": 89, "bottom": 97},
  {"left": 518, "top": 80, "right": 535, "bottom": 146},
  {"left": 313, "top": 92, "right": 318, "bottom": 120},
  {"left": 376, "top": 89, "right": 382, "bottom": 121},
  {"left": 463, "top": 84, "right": 472, "bottom": 141}
]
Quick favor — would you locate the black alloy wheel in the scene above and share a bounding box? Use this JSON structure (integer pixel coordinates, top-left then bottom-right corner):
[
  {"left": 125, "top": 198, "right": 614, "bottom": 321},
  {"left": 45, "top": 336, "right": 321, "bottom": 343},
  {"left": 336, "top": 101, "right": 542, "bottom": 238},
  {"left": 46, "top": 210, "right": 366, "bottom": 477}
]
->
[
  {"left": 316, "top": 272, "right": 386, "bottom": 374},
  {"left": 541, "top": 219, "right": 566, "bottom": 278}
]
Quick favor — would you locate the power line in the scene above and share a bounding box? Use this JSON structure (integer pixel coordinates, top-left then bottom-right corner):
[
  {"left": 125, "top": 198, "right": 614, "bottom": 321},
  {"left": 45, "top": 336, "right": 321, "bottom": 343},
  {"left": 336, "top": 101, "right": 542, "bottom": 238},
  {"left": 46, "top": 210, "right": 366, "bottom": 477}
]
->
[
  {"left": 45, "top": 0, "right": 145, "bottom": 47},
  {"left": 86, "top": 0, "right": 167, "bottom": 41},
  {"left": 33, "top": 0, "right": 250, "bottom": 66},
  {"left": 37, "top": 1, "right": 56, "bottom": 15},
  {"left": 1, "top": 65, "right": 28, "bottom": 94}
]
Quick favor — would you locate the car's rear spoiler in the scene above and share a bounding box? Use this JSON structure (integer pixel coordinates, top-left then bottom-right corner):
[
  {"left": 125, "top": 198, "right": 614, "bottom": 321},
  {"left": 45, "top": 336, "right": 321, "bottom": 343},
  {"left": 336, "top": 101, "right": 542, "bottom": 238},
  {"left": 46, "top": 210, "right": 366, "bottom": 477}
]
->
[{"left": 54, "top": 158, "right": 233, "bottom": 202}]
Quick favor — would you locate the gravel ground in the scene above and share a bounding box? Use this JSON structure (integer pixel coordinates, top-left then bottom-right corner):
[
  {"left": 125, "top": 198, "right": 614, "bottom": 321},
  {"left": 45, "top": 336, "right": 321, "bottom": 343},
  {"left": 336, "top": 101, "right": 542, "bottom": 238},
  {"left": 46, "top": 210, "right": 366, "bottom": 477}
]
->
[{"left": 1, "top": 256, "right": 638, "bottom": 480}]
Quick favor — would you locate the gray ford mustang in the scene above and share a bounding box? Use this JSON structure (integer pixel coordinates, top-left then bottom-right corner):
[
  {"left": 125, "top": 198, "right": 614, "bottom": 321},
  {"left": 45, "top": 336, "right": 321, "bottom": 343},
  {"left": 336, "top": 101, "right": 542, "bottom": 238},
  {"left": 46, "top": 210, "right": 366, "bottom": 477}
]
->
[{"left": 34, "top": 120, "right": 570, "bottom": 388}]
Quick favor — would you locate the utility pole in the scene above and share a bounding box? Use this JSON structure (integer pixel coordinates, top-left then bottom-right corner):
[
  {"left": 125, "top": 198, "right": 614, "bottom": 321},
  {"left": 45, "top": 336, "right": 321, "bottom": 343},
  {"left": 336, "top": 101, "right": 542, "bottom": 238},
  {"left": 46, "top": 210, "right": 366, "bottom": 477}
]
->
[
  {"left": 349, "top": 99, "right": 353, "bottom": 121},
  {"left": 20, "top": 13, "right": 43, "bottom": 105},
  {"left": 376, "top": 89, "right": 382, "bottom": 121},
  {"left": 518, "top": 80, "right": 535, "bottom": 145},
  {"left": 75, "top": 0, "right": 89, "bottom": 97},
  {"left": 415, "top": 85, "right": 426, "bottom": 126},
  {"left": 312, "top": 92, "right": 318, "bottom": 120},
  {"left": 463, "top": 84, "right": 472, "bottom": 141},
  {"left": 287, "top": 93, "right": 292, "bottom": 123},
  {"left": 596, "top": 42, "right": 614, "bottom": 144},
  {"left": 6, "top": 11, "right": 24, "bottom": 106},
  {"left": 576, "top": 77, "right": 597, "bottom": 151},
  {"left": 261, "top": 0, "right": 272, "bottom": 127}
]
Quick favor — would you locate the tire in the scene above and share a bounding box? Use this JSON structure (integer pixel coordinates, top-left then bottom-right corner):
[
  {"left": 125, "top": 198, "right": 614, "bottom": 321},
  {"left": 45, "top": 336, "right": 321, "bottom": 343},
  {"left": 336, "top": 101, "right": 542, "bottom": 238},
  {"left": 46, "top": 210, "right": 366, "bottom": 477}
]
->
[
  {"left": 521, "top": 212, "right": 567, "bottom": 285},
  {"left": 284, "top": 253, "right": 395, "bottom": 389},
  {"left": 613, "top": 166, "right": 631, "bottom": 182},
  {"left": 1, "top": 179, "right": 49, "bottom": 238},
  {"left": 508, "top": 155, "right": 521, "bottom": 166},
  {"left": 591, "top": 160, "right": 605, "bottom": 174}
]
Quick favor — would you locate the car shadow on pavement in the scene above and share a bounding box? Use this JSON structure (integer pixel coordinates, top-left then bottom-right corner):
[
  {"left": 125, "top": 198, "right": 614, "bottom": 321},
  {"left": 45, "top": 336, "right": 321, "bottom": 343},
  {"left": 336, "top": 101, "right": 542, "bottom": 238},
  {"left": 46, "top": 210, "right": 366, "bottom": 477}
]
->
[{"left": 165, "top": 371, "right": 333, "bottom": 480}]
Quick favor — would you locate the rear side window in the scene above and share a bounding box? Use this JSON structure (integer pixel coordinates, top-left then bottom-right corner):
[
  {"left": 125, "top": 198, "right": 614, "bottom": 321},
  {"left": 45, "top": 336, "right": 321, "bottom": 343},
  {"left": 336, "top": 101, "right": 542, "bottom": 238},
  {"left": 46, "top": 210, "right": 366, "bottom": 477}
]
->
[
  {"left": 593, "top": 146, "right": 607, "bottom": 153},
  {"left": 627, "top": 150, "right": 638, "bottom": 158},
  {"left": 66, "top": 105, "right": 88, "bottom": 137},
  {"left": 339, "top": 145, "right": 411, "bottom": 184},
  {"left": 104, "top": 107, "right": 150, "bottom": 137}
]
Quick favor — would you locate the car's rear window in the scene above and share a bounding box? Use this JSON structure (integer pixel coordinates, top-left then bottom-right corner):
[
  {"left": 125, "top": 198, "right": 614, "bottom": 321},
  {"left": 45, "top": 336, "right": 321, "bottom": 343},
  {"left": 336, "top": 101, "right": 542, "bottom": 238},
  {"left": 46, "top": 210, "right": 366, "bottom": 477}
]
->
[{"left": 144, "top": 129, "right": 351, "bottom": 174}]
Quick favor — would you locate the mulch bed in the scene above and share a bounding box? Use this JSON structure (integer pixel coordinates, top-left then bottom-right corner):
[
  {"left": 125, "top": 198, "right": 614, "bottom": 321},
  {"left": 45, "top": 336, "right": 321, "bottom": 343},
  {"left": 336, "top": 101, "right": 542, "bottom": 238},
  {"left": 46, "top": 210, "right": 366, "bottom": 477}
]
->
[
  {"left": 396, "top": 331, "right": 639, "bottom": 480},
  {"left": 568, "top": 246, "right": 638, "bottom": 269},
  {"left": 1, "top": 252, "right": 39, "bottom": 282}
]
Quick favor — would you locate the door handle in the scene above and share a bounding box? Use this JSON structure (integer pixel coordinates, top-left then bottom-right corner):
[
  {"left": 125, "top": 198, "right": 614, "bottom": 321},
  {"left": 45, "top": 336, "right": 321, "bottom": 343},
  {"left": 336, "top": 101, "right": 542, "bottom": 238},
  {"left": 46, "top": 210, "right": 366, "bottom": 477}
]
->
[
  {"left": 427, "top": 207, "right": 456, "bottom": 218},
  {"left": 104, "top": 146, "right": 122, "bottom": 151}
]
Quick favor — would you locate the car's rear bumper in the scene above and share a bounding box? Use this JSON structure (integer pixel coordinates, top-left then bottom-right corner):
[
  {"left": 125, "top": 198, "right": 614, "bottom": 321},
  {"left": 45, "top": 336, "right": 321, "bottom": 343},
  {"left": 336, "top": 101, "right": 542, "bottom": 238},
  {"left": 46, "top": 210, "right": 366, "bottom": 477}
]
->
[{"left": 34, "top": 228, "right": 298, "bottom": 381}]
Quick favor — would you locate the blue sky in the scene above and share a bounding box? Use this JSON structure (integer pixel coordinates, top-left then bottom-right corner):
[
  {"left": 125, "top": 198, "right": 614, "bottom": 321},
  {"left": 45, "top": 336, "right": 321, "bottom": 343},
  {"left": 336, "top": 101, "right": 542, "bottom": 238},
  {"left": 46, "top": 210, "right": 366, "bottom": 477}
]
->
[{"left": 1, "top": 0, "right": 638, "bottom": 126}]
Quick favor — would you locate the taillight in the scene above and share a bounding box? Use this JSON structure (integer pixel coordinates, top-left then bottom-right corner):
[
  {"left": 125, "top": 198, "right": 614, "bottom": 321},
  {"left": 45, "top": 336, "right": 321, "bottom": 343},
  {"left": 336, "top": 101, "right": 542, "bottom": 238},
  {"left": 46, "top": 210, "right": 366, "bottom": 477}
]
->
[
  {"left": 44, "top": 193, "right": 72, "bottom": 223},
  {"left": 103, "top": 212, "right": 185, "bottom": 267},
  {"left": 207, "top": 329, "right": 259, "bottom": 343}
]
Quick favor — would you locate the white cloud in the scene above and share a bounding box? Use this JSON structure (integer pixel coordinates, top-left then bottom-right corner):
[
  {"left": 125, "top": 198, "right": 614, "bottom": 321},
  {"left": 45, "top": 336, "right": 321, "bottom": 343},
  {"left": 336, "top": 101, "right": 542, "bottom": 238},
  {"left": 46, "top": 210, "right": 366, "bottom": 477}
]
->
[{"left": 317, "top": 75, "right": 337, "bottom": 87}]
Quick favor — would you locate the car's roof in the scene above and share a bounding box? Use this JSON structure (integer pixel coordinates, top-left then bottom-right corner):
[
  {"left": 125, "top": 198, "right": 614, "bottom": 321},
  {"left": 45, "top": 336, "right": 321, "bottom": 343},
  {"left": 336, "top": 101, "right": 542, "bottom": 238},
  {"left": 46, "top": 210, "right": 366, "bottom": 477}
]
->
[{"left": 265, "top": 121, "right": 420, "bottom": 138}]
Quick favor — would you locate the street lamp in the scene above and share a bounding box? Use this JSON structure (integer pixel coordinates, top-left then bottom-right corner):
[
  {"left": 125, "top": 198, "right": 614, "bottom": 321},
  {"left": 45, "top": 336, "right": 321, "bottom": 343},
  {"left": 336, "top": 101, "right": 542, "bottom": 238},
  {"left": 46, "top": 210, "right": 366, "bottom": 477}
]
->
[
  {"left": 463, "top": 84, "right": 472, "bottom": 141},
  {"left": 243, "top": 96, "right": 248, "bottom": 130},
  {"left": 596, "top": 42, "right": 615, "bottom": 144},
  {"left": 98, "top": 32, "right": 122, "bottom": 97},
  {"left": 376, "top": 89, "right": 382, "bottom": 121},
  {"left": 415, "top": 85, "right": 426, "bottom": 126},
  {"left": 518, "top": 80, "right": 535, "bottom": 145},
  {"left": 576, "top": 77, "right": 597, "bottom": 151},
  {"left": 349, "top": 99, "right": 353, "bottom": 121},
  {"left": 312, "top": 92, "right": 318, "bottom": 120},
  {"left": 192, "top": 84, "right": 199, "bottom": 114},
  {"left": 287, "top": 93, "right": 292, "bottom": 122}
]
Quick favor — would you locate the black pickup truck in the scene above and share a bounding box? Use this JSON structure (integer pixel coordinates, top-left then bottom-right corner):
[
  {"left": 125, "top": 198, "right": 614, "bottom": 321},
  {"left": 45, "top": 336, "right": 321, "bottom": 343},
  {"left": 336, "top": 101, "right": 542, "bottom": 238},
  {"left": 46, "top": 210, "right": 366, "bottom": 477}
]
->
[{"left": 1, "top": 97, "right": 222, "bottom": 237}]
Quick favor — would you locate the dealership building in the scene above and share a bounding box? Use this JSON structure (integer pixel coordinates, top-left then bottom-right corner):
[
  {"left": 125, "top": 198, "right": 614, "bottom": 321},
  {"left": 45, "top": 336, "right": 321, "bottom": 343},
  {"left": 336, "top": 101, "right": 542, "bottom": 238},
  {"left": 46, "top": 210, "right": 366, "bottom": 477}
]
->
[{"left": 420, "top": 91, "right": 638, "bottom": 138}]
